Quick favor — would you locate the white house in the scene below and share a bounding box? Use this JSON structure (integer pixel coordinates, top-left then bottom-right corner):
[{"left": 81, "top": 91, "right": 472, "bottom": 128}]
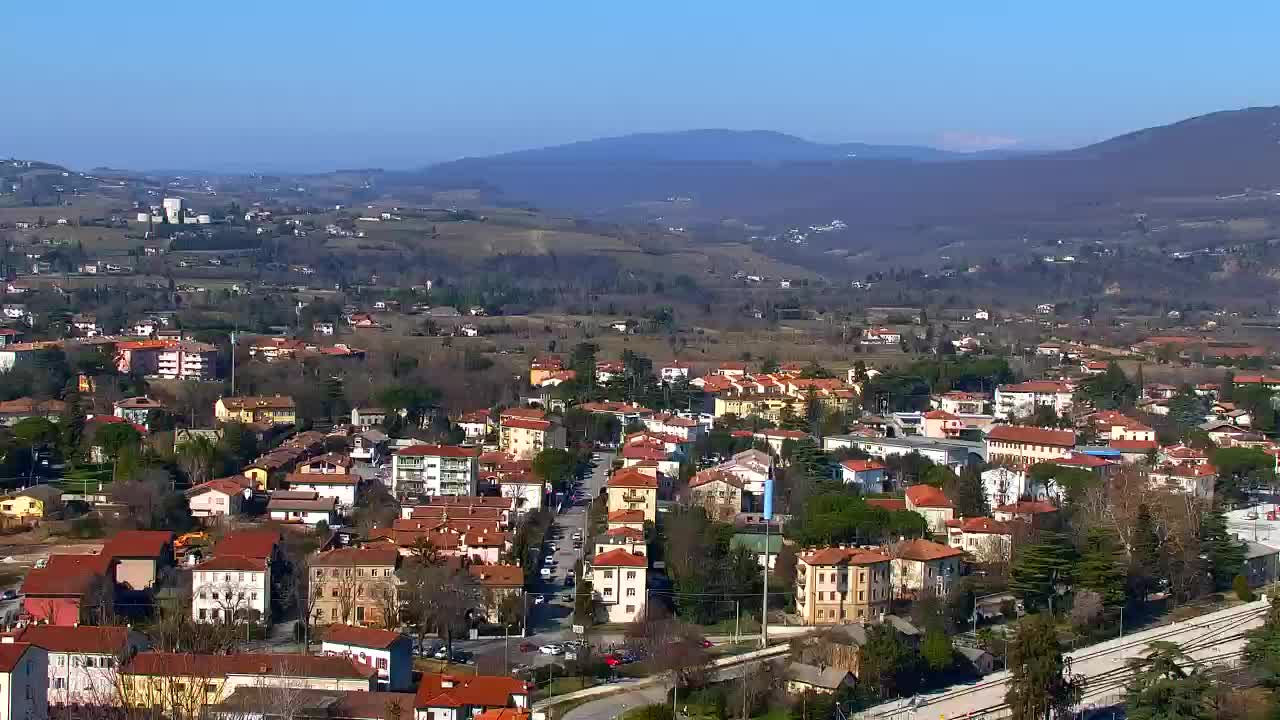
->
[
  {"left": 0, "top": 642, "right": 47, "bottom": 720},
  {"left": 889, "top": 538, "right": 963, "bottom": 599},
  {"left": 266, "top": 491, "right": 338, "bottom": 527},
  {"left": 837, "top": 459, "right": 886, "bottom": 493},
  {"left": 313, "top": 322, "right": 335, "bottom": 336},
  {"left": 15, "top": 625, "right": 144, "bottom": 709},
  {"left": 285, "top": 473, "right": 359, "bottom": 510},
  {"left": 351, "top": 407, "right": 388, "bottom": 429},
  {"left": 499, "top": 473, "right": 545, "bottom": 513},
  {"left": 658, "top": 361, "right": 691, "bottom": 384},
  {"left": 192, "top": 554, "right": 271, "bottom": 624},
  {"left": 589, "top": 549, "right": 648, "bottom": 624},
  {"left": 391, "top": 445, "right": 481, "bottom": 500},
  {"left": 186, "top": 477, "right": 252, "bottom": 520},
  {"left": 320, "top": 625, "right": 412, "bottom": 691},
  {"left": 993, "top": 381, "right": 1073, "bottom": 421},
  {"left": 863, "top": 327, "right": 902, "bottom": 345}
]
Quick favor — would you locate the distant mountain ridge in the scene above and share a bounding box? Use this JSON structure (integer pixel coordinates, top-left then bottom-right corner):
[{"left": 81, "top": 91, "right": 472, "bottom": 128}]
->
[{"left": 429, "top": 128, "right": 1005, "bottom": 169}]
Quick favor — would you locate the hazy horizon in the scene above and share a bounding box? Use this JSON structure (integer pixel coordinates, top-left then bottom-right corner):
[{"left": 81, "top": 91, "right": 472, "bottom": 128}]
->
[{"left": 4, "top": 3, "right": 1277, "bottom": 173}]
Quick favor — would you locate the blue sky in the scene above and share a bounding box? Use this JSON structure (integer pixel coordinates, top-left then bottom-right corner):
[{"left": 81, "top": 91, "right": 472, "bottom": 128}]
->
[{"left": 3, "top": 2, "right": 1276, "bottom": 172}]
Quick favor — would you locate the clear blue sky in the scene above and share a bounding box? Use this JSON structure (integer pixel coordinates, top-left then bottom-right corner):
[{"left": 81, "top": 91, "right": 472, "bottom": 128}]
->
[{"left": 3, "top": 2, "right": 1276, "bottom": 172}]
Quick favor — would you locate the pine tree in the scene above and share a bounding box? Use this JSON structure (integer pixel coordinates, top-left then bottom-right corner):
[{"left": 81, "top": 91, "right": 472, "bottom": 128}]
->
[
  {"left": 1132, "top": 504, "right": 1160, "bottom": 569},
  {"left": 951, "top": 465, "right": 989, "bottom": 517},
  {"left": 1005, "top": 614, "right": 1081, "bottom": 720},
  {"left": 1076, "top": 526, "right": 1127, "bottom": 606},
  {"left": 1009, "top": 532, "right": 1077, "bottom": 611},
  {"left": 1124, "top": 642, "right": 1213, "bottom": 720},
  {"left": 921, "top": 628, "right": 953, "bottom": 672},
  {"left": 1200, "top": 506, "right": 1245, "bottom": 592}
]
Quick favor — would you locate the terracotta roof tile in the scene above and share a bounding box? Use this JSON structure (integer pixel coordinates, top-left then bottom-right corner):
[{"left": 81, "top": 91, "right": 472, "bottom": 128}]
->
[
  {"left": 607, "top": 468, "right": 658, "bottom": 489},
  {"left": 799, "top": 547, "right": 891, "bottom": 566},
  {"left": 591, "top": 548, "right": 648, "bottom": 567},
  {"left": 321, "top": 624, "right": 407, "bottom": 650},
  {"left": 892, "top": 538, "right": 963, "bottom": 562},
  {"left": 905, "top": 484, "right": 953, "bottom": 509},
  {"left": 986, "top": 425, "right": 1076, "bottom": 447},
  {"left": 16, "top": 625, "right": 131, "bottom": 654},
  {"left": 415, "top": 673, "right": 531, "bottom": 710}
]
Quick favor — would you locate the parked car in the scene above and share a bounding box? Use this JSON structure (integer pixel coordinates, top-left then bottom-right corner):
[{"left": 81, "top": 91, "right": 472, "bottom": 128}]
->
[
  {"left": 539, "top": 643, "right": 564, "bottom": 655},
  {"left": 518, "top": 641, "right": 537, "bottom": 652},
  {"left": 540, "top": 567, "right": 553, "bottom": 579}
]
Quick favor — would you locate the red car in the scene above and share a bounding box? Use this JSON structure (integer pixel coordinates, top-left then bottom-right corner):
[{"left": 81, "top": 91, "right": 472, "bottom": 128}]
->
[
  {"left": 518, "top": 641, "right": 537, "bottom": 653},
  {"left": 604, "top": 654, "right": 624, "bottom": 667}
]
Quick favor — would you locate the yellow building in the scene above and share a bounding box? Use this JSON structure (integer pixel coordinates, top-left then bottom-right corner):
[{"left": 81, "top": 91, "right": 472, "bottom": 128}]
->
[
  {"left": 713, "top": 394, "right": 801, "bottom": 423},
  {"left": 215, "top": 395, "right": 297, "bottom": 425},
  {"left": 795, "top": 546, "right": 892, "bottom": 625},
  {"left": 0, "top": 485, "right": 62, "bottom": 521},
  {"left": 499, "top": 417, "right": 566, "bottom": 460},
  {"left": 528, "top": 357, "right": 565, "bottom": 386},
  {"left": 606, "top": 467, "right": 658, "bottom": 523}
]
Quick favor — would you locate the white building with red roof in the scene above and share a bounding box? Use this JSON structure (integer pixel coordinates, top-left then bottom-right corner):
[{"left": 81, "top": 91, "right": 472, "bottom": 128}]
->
[
  {"left": 904, "top": 485, "right": 955, "bottom": 534},
  {"left": 185, "top": 476, "right": 253, "bottom": 519},
  {"left": 1149, "top": 463, "right": 1217, "bottom": 499},
  {"left": 414, "top": 672, "right": 531, "bottom": 720},
  {"left": 589, "top": 549, "right": 649, "bottom": 623},
  {"left": 321, "top": 625, "right": 412, "bottom": 691},
  {"left": 192, "top": 553, "right": 271, "bottom": 624},
  {"left": 391, "top": 444, "right": 481, "bottom": 500},
  {"left": 993, "top": 380, "right": 1074, "bottom": 421},
  {"left": 888, "top": 538, "right": 963, "bottom": 599},
  {"left": 946, "top": 517, "right": 1015, "bottom": 563},
  {"left": 837, "top": 459, "right": 886, "bottom": 493},
  {"left": 985, "top": 426, "right": 1076, "bottom": 468},
  {"left": 16, "top": 624, "right": 145, "bottom": 708}
]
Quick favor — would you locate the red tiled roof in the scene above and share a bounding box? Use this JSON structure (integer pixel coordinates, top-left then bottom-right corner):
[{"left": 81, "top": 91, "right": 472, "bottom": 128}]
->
[
  {"left": 458, "top": 410, "right": 491, "bottom": 424},
  {"left": 893, "top": 538, "right": 963, "bottom": 562},
  {"left": 604, "top": 527, "right": 645, "bottom": 540},
  {"left": 17, "top": 625, "right": 130, "bottom": 654},
  {"left": 607, "top": 509, "right": 646, "bottom": 523},
  {"left": 186, "top": 477, "right": 251, "bottom": 498},
  {"left": 866, "top": 498, "right": 906, "bottom": 511},
  {"left": 688, "top": 468, "right": 744, "bottom": 489},
  {"left": 994, "top": 500, "right": 1058, "bottom": 515},
  {"left": 841, "top": 459, "right": 886, "bottom": 473},
  {"left": 987, "top": 425, "right": 1076, "bottom": 447},
  {"left": 311, "top": 546, "right": 401, "bottom": 568},
  {"left": 756, "top": 428, "right": 808, "bottom": 439},
  {"left": 321, "top": 624, "right": 407, "bottom": 650},
  {"left": 1054, "top": 453, "right": 1112, "bottom": 469},
  {"left": 960, "top": 517, "right": 1012, "bottom": 535},
  {"left": 0, "top": 644, "right": 34, "bottom": 673},
  {"left": 905, "top": 484, "right": 953, "bottom": 509},
  {"left": 620, "top": 445, "right": 669, "bottom": 461},
  {"left": 124, "top": 652, "right": 375, "bottom": 679},
  {"left": 592, "top": 548, "right": 648, "bottom": 567},
  {"left": 396, "top": 444, "right": 482, "bottom": 458},
  {"left": 608, "top": 468, "right": 658, "bottom": 489},
  {"left": 286, "top": 472, "right": 359, "bottom": 486},
  {"left": 21, "top": 554, "right": 113, "bottom": 596},
  {"left": 922, "top": 410, "right": 957, "bottom": 420},
  {"left": 415, "top": 673, "right": 531, "bottom": 710},
  {"left": 799, "top": 547, "right": 891, "bottom": 566},
  {"left": 475, "top": 710, "right": 531, "bottom": 720},
  {"left": 194, "top": 554, "right": 267, "bottom": 572},
  {"left": 213, "top": 529, "right": 281, "bottom": 560},
  {"left": 501, "top": 417, "right": 553, "bottom": 432},
  {"left": 102, "top": 530, "right": 173, "bottom": 559},
  {"left": 302, "top": 452, "right": 354, "bottom": 468},
  {"left": 468, "top": 564, "right": 523, "bottom": 587}
]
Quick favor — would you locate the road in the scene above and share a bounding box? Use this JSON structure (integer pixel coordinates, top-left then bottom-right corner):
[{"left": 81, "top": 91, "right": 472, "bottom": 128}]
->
[
  {"left": 461, "top": 452, "right": 615, "bottom": 671},
  {"left": 858, "top": 599, "right": 1270, "bottom": 719},
  {"left": 560, "top": 658, "right": 768, "bottom": 720}
]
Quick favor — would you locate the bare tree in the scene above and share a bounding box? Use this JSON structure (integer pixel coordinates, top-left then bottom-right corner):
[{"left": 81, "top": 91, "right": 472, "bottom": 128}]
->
[
  {"left": 399, "top": 559, "right": 482, "bottom": 657},
  {"left": 175, "top": 435, "right": 219, "bottom": 485},
  {"left": 625, "top": 605, "right": 716, "bottom": 694}
]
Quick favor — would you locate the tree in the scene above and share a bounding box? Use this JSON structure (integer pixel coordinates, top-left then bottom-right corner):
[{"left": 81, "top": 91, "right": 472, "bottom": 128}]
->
[
  {"left": 1075, "top": 362, "right": 1138, "bottom": 411},
  {"left": 921, "top": 627, "right": 953, "bottom": 672},
  {"left": 1004, "top": 614, "right": 1082, "bottom": 720},
  {"left": 856, "top": 624, "right": 921, "bottom": 699},
  {"left": 1075, "top": 526, "right": 1127, "bottom": 606},
  {"left": 949, "top": 465, "right": 989, "bottom": 518},
  {"left": 398, "top": 560, "right": 482, "bottom": 658},
  {"left": 1124, "top": 642, "right": 1214, "bottom": 720},
  {"left": 1166, "top": 390, "right": 1207, "bottom": 435},
  {"left": 1233, "top": 574, "right": 1254, "bottom": 602},
  {"left": 175, "top": 435, "right": 220, "bottom": 485},
  {"left": 625, "top": 606, "right": 716, "bottom": 692},
  {"left": 532, "top": 448, "right": 576, "bottom": 490},
  {"left": 1247, "top": 596, "right": 1280, "bottom": 689},
  {"left": 1199, "top": 506, "right": 1245, "bottom": 592},
  {"left": 1009, "top": 532, "right": 1077, "bottom": 612},
  {"left": 1069, "top": 589, "right": 1104, "bottom": 631}
]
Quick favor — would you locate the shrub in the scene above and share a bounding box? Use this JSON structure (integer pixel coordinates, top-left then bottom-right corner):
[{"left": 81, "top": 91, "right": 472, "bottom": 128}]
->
[{"left": 1234, "top": 574, "right": 1255, "bottom": 602}]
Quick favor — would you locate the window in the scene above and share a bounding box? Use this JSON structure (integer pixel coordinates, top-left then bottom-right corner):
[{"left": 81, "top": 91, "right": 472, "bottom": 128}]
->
[
  {"left": 603, "top": 570, "right": 613, "bottom": 579},
  {"left": 626, "top": 588, "right": 636, "bottom": 597},
  {"left": 54, "top": 678, "right": 65, "bottom": 690},
  {"left": 252, "top": 592, "right": 259, "bottom": 601},
  {"left": 603, "top": 588, "right": 613, "bottom": 596},
  {"left": 626, "top": 571, "right": 636, "bottom": 580},
  {"left": 205, "top": 683, "right": 217, "bottom": 694},
  {"left": 331, "top": 608, "right": 338, "bottom": 620},
  {"left": 238, "top": 572, "right": 245, "bottom": 582},
  {"left": 626, "top": 605, "right": 636, "bottom": 613},
  {"left": 858, "top": 591, "right": 864, "bottom": 601},
  {"left": 378, "top": 658, "right": 388, "bottom": 669},
  {"left": 199, "top": 609, "right": 207, "bottom": 620},
  {"left": 55, "top": 656, "right": 65, "bottom": 667}
]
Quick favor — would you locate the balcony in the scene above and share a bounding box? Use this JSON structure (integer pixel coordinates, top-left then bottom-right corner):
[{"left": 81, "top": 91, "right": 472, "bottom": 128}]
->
[{"left": 621, "top": 491, "right": 649, "bottom": 503}]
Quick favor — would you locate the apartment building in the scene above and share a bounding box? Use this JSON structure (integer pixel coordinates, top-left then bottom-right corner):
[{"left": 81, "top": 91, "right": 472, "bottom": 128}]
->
[
  {"left": 590, "top": 549, "right": 648, "bottom": 623},
  {"left": 215, "top": 395, "right": 297, "bottom": 425},
  {"left": 391, "top": 445, "right": 481, "bottom": 500},
  {"left": 795, "top": 546, "right": 891, "bottom": 624},
  {"left": 15, "top": 625, "right": 144, "bottom": 709},
  {"left": 984, "top": 426, "right": 1076, "bottom": 468},
  {"left": 157, "top": 341, "right": 218, "bottom": 380},
  {"left": 309, "top": 547, "right": 401, "bottom": 627},
  {"left": 0, "top": 642, "right": 47, "bottom": 720},
  {"left": 192, "top": 554, "right": 271, "bottom": 624},
  {"left": 993, "top": 381, "right": 1073, "bottom": 421},
  {"left": 888, "top": 538, "right": 963, "bottom": 599},
  {"left": 606, "top": 467, "right": 658, "bottom": 523},
  {"left": 498, "top": 417, "right": 566, "bottom": 460}
]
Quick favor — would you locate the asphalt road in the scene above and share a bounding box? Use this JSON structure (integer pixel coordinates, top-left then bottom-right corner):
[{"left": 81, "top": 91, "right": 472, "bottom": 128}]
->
[{"left": 561, "top": 660, "right": 765, "bottom": 720}]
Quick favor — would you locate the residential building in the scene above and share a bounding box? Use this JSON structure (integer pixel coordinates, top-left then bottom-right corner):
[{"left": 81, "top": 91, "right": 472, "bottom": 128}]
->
[
  {"left": 888, "top": 538, "right": 962, "bottom": 599},
  {"left": 993, "top": 500, "right": 1059, "bottom": 525},
  {"left": 498, "top": 472, "right": 545, "bottom": 513},
  {"left": 309, "top": 546, "right": 401, "bottom": 627},
  {"left": 606, "top": 509, "right": 646, "bottom": 532},
  {"left": 823, "top": 434, "right": 985, "bottom": 472},
  {"left": 985, "top": 426, "right": 1076, "bottom": 468},
  {"left": 210, "top": 688, "right": 414, "bottom": 720},
  {"left": 113, "top": 396, "right": 165, "bottom": 428},
  {"left": 192, "top": 554, "right": 271, "bottom": 624},
  {"left": 784, "top": 663, "right": 855, "bottom": 695},
  {"left": 351, "top": 429, "right": 389, "bottom": 465},
  {"left": 528, "top": 357, "right": 565, "bottom": 386},
  {"left": 15, "top": 624, "right": 145, "bottom": 709},
  {"left": 904, "top": 485, "right": 955, "bottom": 534},
  {"left": 320, "top": 625, "right": 412, "bottom": 691},
  {"left": 606, "top": 467, "right": 659, "bottom": 523},
  {"left": 0, "top": 485, "right": 62, "bottom": 522},
  {"left": 391, "top": 445, "right": 481, "bottom": 500},
  {"left": 932, "top": 392, "right": 988, "bottom": 416},
  {"left": 837, "top": 459, "right": 886, "bottom": 493},
  {"left": 414, "top": 672, "right": 531, "bottom": 720},
  {"left": 456, "top": 410, "right": 492, "bottom": 443},
  {"left": 20, "top": 554, "right": 114, "bottom": 626},
  {"left": 590, "top": 549, "right": 648, "bottom": 623},
  {"left": 0, "top": 397, "right": 65, "bottom": 426},
  {"left": 686, "top": 469, "right": 744, "bottom": 521},
  {"left": 0, "top": 642, "right": 48, "bottom": 720},
  {"left": 658, "top": 360, "right": 692, "bottom": 384},
  {"left": 215, "top": 395, "right": 297, "bottom": 425},
  {"left": 267, "top": 491, "right": 338, "bottom": 527},
  {"left": 1148, "top": 463, "right": 1217, "bottom": 498},
  {"left": 101, "top": 530, "right": 174, "bottom": 590},
  {"left": 157, "top": 341, "right": 218, "bottom": 380},
  {"left": 351, "top": 407, "right": 388, "bottom": 429},
  {"left": 498, "top": 416, "right": 565, "bottom": 460},
  {"left": 993, "top": 381, "right": 1074, "bottom": 421},
  {"left": 794, "top": 547, "right": 892, "bottom": 624},
  {"left": 596, "top": 526, "right": 648, "bottom": 558},
  {"left": 946, "top": 517, "right": 1014, "bottom": 563},
  {"left": 120, "top": 652, "right": 375, "bottom": 712},
  {"left": 186, "top": 477, "right": 252, "bottom": 520},
  {"left": 1088, "top": 410, "right": 1156, "bottom": 442},
  {"left": 286, "top": 473, "right": 359, "bottom": 509},
  {"left": 467, "top": 564, "right": 526, "bottom": 625}
]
